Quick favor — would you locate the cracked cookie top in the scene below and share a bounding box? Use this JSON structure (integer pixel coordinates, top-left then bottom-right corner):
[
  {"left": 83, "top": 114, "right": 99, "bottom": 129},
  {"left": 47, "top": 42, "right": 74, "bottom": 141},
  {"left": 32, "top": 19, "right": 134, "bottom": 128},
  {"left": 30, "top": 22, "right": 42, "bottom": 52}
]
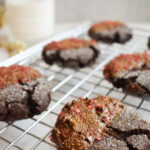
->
[
  {"left": 43, "top": 38, "right": 97, "bottom": 51},
  {"left": 0, "top": 78, "right": 51, "bottom": 122},
  {"left": 0, "top": 65, "right": 50, "bottom": 122},
  {"left": 0, "top": 65, "right": 41, "bottom": 89},
  {"left": 89, "top": 109, "right": 150, "bottom": 150}
]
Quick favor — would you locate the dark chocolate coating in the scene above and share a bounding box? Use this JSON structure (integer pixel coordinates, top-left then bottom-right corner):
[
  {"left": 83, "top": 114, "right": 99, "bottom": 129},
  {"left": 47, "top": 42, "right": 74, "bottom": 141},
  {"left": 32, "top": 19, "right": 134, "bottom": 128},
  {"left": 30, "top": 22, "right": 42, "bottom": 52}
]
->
[
  {"left": 0, "top": 78, "right": 51, "bottom": 122},
  {"left": 42, "top": 38, "right": 99, "bottom": 68},
  {"left": 115, "top": 70, "right": 150, "bottom": 99},
  {"left": 43, "top": 46, "right": 99, "bottom": 68}
]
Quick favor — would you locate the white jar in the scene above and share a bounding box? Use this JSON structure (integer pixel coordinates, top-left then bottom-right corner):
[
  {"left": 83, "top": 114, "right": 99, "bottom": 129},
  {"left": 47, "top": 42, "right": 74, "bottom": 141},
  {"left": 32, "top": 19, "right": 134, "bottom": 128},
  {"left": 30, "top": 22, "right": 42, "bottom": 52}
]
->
[{"left": 6, "top": 0, "right": 55, "bottom": 43}]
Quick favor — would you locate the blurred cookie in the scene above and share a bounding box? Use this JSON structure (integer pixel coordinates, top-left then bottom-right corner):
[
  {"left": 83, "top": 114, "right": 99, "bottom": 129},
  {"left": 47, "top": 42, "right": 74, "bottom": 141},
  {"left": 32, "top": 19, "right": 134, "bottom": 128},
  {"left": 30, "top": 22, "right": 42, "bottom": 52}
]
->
[
  {"left": 0, "top": 65, "right": 51, "bottom": 122},
  {"left": 104, "top": 52, "right": 150, "bottom": 99},
  {"left": 89, "top": 21, "right": 132, "bottom": 43},
  {"left": 42, "top": 38, "right": 99, "bottom": 68},
  {"left": 148, "top": 37, "right": 150, "bottom": 49}
]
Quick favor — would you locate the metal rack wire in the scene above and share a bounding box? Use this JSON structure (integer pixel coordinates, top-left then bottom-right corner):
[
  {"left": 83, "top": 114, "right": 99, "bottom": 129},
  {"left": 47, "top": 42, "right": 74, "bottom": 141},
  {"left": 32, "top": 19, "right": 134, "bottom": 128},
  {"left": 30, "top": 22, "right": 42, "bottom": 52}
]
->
[{"left": 0, "top": 22, "right": 150, "bottom": 150}]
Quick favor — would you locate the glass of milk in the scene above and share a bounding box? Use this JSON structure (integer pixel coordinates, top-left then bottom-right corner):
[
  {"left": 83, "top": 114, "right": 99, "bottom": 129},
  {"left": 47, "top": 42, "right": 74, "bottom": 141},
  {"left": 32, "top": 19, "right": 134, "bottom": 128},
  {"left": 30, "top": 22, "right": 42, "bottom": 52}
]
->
[{"left": 6, "top": 0, "right": 55, "bottom": 43}]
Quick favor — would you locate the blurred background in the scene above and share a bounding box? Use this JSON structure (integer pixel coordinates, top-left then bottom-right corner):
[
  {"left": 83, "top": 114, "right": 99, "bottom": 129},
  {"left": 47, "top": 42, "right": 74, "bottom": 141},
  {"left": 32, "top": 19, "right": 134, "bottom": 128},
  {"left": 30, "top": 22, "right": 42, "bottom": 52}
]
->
[
  {"left": 0, "top": 0, "right": 150, "bottom": 23},
  {"left": 0, "top": 0, "right": 150, "bottom": 60},
  {"left": 55, "top": 0, "right": 150, "bottom": 23}
]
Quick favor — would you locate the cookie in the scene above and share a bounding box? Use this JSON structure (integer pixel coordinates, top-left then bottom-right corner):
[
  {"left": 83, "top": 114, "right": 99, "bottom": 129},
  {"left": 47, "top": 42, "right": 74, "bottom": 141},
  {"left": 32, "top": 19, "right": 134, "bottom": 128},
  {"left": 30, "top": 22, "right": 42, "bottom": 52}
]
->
[
  {"left": 51, "top": 96, "right": 124, "bottom": 150},
  {"left": 148, "top": 37, "right": 150, "bottom": 49},
  {"left": 51, "top": 96, "right": 150, "bottom": 150},
  {"left": 0, "top": 65, "right": 51, "bottom": 122},
  {"left": 88, "top": 21, "right": 132, "bottom": 43},
  {"left": 42, "top": 38, "right": 99, "bottom": 68},
  {"left": 104, "top": 52, "right": 150, "bottom": 99}
]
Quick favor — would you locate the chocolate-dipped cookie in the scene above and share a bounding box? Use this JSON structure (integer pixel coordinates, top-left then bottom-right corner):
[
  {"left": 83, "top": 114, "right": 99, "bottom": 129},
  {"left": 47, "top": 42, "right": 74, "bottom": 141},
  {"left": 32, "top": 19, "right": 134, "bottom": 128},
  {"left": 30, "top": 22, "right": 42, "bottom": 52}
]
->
[
  {"left": 50, "top": 96, "right": 150, "bottom": 150},
  {"left": 104, "top": 52, "right": 150, "bottom": 99},
  {"left": 0, "top": 65, "right": 51, "bottom": 122},
  {"left": 42, "top": 38, "right": 99, "bottom": 68},
  {"left": 88, "top": 21, "right": 132, "bottom": 44}
]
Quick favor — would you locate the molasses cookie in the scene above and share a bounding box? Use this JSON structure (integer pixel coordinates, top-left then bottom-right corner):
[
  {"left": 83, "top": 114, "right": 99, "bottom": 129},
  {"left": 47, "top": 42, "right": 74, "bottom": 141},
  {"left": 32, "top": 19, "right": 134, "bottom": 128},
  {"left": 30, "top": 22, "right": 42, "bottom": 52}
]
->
[
  {"left": 88, "top": 21, "right": 132, "bottom": 43},
  {"left": 50, "top": 96, "right": 150, "bottom": 150},
  {"left": 42, "top": 38, "right": 99, "bottom": 68},
  {"left": 0, "top": 65, "right": 51, "bottom": 122},
  {"left": 104, "top": 52, "right": 150, "bottom": 99}
]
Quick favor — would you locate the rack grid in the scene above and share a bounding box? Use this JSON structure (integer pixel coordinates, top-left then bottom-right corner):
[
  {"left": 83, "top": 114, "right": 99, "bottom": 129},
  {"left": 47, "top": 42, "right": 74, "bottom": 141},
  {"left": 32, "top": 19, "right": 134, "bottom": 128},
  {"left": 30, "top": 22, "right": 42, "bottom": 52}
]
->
[{"left": 0, "top": 22, "right": 150, "bottom": 150}]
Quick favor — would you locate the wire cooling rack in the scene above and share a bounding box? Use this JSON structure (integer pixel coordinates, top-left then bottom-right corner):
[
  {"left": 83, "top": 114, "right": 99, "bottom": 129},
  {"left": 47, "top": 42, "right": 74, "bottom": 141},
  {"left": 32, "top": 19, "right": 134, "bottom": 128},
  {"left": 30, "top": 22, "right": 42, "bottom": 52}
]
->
[{"left": 0, "top": 21, "right": 150, "bottom": 150}]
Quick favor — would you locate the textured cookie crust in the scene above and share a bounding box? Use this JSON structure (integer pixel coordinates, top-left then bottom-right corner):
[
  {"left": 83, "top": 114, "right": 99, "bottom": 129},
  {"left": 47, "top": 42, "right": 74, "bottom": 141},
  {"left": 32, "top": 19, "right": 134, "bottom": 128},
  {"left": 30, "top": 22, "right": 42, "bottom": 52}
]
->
[
  {"left": 51, "top": 96, "right": 150, "bottom": 150},
  {"left": 89, "top": 109, "right": 150, "bottom": 150},
  {"left": 89, "top": 135, "right": 129, "bottom": 150},
  {"left": 42, "top": 38, "right": 99, "bottom": 68},
  {"left": 127, "top": 135, "right": 150, "bottom": 150},
  {"left": 88, "top": 21, "right": 132, "bottom": 43},
  {"left": 0, "top": 65, "right": 51, "bottom": 122},
  {"left": 104, "top": 52, "right": 150, "bottom": 99}
]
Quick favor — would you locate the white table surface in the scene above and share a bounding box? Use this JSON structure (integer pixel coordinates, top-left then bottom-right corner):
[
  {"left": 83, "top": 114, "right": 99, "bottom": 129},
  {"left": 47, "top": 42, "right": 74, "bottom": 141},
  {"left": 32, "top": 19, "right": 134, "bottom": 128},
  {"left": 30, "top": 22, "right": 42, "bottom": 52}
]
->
[{"left": 0, "top": 22, "right": 150, "bottom": 63}]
